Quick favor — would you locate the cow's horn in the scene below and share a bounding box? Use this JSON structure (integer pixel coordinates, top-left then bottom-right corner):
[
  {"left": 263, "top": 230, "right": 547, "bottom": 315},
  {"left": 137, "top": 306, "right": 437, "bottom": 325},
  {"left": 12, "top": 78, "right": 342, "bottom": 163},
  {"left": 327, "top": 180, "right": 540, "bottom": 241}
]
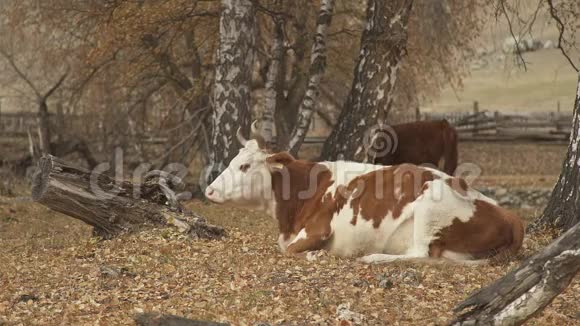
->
[
  {"left": 251, "top": 120, "right": 260, "bottom": 135},
  {"left": 250, "top": 120, "right": 266, "bottom": 148},
  {"left": 236, "top": 127, "right": 248, "bottom": 146}
]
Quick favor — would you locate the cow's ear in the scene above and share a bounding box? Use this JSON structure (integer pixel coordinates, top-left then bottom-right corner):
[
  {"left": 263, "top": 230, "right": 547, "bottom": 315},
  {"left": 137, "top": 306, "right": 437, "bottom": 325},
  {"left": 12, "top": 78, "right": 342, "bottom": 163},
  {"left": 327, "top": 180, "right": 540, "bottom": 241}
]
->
[{"left": 266, "top": 152, "right": 295, "bottom": 171}]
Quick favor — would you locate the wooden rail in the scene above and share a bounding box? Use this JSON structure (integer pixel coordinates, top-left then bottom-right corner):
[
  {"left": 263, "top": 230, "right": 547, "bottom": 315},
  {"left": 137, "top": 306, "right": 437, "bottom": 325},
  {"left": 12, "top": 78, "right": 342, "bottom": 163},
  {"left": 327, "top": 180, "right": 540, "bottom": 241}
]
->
[{"left": 1, "top": 104, "right": 573, "bottom": 143}]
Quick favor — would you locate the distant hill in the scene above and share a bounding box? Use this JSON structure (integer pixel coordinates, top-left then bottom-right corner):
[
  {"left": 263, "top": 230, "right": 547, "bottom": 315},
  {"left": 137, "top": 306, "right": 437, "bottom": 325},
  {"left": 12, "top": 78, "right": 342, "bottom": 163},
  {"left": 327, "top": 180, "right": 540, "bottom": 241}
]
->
[{"left": 427, "top": 5, "right": 579, "bottom": 114}]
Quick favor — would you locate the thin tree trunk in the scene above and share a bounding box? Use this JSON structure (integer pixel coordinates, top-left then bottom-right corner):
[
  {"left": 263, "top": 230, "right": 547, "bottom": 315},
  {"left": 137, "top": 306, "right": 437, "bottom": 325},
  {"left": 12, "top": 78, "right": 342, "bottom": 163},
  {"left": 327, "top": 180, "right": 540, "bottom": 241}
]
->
[
  {"left": 261, "top": 17, "right": 285, "bottom": 145},
  {"left": 286, "top": 0, "right": 335, "bottom": 157},
  {"left": 38, "top": 101, "right": 52, "bottom": 154},
  {"left": 207, "top": 0, "right": 255, "bottom": 183},
  {"left": 451, "top": 222, "right": 580, "bottom": 325},
  {"left": 55, "top": 102, "right": 65, "bottom": 143},
  {"left": 274, "top": 0, "right": 310, "bottom": 151},
  {"left": 532, "top": 73, "right": 580, "bottom": 232},
  {"left": 320, "top": 0, "right": 413, "bottom": 161},
  {"left": 36, "top": 70, "right": 68, "bottom": 155}
]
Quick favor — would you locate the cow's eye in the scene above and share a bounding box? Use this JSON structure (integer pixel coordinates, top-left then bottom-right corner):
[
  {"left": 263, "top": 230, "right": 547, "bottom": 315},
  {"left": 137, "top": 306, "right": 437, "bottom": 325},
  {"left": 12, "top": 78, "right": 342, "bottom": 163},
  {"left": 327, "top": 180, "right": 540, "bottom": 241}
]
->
[{"left": 239, "top": 164, "right": 251, "bottom": 172}]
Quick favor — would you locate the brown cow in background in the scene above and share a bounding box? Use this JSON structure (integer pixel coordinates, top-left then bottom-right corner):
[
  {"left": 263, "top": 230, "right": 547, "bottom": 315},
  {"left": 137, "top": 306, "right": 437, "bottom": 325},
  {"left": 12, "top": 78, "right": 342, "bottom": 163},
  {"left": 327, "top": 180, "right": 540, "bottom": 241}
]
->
[{"left": 372, "top": 120, "right": 458, "bottom": 175}]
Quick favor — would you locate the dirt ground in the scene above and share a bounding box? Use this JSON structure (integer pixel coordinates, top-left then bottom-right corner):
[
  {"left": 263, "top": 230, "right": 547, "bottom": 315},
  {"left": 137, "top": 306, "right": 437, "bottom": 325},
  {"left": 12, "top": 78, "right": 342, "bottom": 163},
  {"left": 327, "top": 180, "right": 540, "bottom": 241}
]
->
[{"left": 1, "top": 142, "right": 579, "bottom": 325}]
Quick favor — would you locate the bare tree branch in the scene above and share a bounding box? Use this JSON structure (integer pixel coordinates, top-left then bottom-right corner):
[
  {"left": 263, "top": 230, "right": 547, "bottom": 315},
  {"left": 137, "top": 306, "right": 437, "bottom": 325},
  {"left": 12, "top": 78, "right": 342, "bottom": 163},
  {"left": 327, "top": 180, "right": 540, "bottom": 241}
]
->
[
  {"left": 0, "top": 47, "right": 42, "bottom": 98},
  {"left": 498, "top": 0, "right": 528, "bottom": 71},
  {"left": 546, "top": 0, "right": 579, "bottom": 72},
  {"left": 42, "top": 69, "right": 70, "bottom": 102}
]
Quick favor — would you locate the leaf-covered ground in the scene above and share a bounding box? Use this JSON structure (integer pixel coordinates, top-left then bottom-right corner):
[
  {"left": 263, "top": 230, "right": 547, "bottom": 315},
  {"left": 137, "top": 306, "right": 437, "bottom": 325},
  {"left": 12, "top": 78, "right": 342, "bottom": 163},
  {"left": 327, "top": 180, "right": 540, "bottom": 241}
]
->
[{"left": 1, "top": 142, "right": 579, "bottom": 325}]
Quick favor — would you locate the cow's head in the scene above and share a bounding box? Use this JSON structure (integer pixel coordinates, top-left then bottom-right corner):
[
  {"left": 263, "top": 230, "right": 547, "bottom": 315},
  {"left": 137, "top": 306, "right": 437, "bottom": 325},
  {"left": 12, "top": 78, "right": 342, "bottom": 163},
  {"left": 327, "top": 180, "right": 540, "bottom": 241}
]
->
[{"left": 205, "top": 121, "right": 293, "bottom": 208}]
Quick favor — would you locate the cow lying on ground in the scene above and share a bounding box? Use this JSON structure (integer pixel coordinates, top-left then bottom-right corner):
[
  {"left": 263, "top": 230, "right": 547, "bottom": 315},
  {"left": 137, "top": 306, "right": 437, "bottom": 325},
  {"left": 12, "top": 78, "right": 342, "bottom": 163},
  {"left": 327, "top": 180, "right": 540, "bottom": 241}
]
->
[
  {"left": 372, "top": 120, "right": 458, "bottom": 175},
  {"left": 205, "top": 128, "right": 524, "bottom": 263}
]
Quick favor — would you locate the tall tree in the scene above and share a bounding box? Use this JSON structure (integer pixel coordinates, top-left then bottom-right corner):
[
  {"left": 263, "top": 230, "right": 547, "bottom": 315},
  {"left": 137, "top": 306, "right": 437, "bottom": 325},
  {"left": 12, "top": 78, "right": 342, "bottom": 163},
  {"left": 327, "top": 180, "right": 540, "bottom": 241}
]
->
[
  {"left": 320, "top": 0, "right": 414, "bottom": 160},
  {"left": 260, "top": 15, "right": 285, "bottom": 146},
  {"left": 206, "top": 0, "right": 256, "bottom": 183},
  {"left": 529, "top": 0, "right": 580, "bottom": 232},
  {"left": 286, "top": 0, "right": 335, "bottom": 157},
  {"left": 533, "top": 73, "right": 580, "bottom": 231}
]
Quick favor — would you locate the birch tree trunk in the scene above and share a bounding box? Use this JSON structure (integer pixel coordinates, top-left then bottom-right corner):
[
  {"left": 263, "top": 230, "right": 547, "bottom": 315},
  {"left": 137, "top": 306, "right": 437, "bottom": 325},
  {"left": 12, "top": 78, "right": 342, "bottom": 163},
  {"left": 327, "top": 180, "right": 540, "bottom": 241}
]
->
[
  {"left": 320, "top": 0, "right": 413, "bottom": 161},
  {"left": 261, "top": 17, "right": 285, "bottom": 145},
  {"left": 451, "top": 222, "right": 580, "bottom": 325},
  {"left": 286, "top": 0, "right": 335, "bottom": 157},
  {"left": 532, "top": 73, "right": 580, "bottom": 232},
  {"left": 273, "top": 0, "right": 309, "bottom": 151},
  {"left": 206, "top": 0, "right": 255, "bottom": 183}
]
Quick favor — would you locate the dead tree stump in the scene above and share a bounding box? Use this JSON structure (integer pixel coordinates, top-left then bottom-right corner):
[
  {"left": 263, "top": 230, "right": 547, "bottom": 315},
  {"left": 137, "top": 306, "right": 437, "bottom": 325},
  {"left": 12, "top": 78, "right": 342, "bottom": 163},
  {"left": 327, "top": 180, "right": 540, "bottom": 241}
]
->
[{"left": 32, "top": 155, "right": 225, "bottom": 240}]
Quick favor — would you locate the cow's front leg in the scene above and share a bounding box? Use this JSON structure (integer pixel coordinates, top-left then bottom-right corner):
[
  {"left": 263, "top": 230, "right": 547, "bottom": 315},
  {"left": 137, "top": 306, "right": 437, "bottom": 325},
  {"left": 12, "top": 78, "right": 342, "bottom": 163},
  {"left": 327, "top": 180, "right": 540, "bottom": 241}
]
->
[{"left": 286, "top": 228, "right": 329, "bottom": 257}]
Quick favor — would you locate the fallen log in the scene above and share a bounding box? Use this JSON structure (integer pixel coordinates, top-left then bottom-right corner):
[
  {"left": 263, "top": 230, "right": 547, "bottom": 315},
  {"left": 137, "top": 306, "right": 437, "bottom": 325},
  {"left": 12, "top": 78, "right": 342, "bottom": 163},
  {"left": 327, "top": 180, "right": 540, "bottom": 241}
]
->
[
  {"left": 451, "top": 223, "right": 580, "bottom": 325},
  {"left": 31, "top": 155, "right": 225, "bottom": 240},
  {"left": 135, "top": 313, "right": 228, "bottom": 326}
]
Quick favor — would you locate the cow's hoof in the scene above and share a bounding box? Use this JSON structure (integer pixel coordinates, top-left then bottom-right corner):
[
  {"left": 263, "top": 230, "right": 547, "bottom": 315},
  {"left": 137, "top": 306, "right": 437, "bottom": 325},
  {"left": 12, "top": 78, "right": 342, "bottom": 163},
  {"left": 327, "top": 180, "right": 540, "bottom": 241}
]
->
[
  {"left": 358, "top": 254, "right": 398, "bottom": 264},
  {"left": 306, "top": 250, "right": 328, "bottom": 261},
  {"left": 357, "top": 254, "right": 378, "bottom": 264},
  {"left": 306, "top": 252, "right": 318, "bottom": 261}
]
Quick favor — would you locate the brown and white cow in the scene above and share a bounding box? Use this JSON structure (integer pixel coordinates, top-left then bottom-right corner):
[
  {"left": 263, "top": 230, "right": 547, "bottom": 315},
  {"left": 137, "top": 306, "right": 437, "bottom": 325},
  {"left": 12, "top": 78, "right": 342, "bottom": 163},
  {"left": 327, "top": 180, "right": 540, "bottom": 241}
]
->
[{"left": 205, "top": 129, "right": 524, "bottom": 263}]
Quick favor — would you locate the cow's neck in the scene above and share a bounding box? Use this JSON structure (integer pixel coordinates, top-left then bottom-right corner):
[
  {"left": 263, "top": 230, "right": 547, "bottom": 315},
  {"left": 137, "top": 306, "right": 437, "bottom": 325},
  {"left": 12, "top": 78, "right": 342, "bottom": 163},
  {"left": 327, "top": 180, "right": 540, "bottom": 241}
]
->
[{"left": 270, "top": 160, "right": 333, "bottom": 236}]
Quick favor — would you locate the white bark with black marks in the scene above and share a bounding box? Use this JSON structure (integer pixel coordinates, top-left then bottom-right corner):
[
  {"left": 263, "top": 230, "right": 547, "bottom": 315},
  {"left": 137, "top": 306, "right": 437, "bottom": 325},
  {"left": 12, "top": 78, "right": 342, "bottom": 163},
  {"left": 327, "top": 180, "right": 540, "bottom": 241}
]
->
[
  {"left": 261, "top": 17, "right": 285, "bottom": 145},
  {"left": 532, "top": 73, "right": 580, "bottom": 232},
  {"left": 207, "top": 0, "right": 256, "bottom": 183},
  {"left": 320, "top": 0, "right": 413, "bottom": 160},
  {"left": 286, "top": 0, "right": 335, "bottom": 157}
]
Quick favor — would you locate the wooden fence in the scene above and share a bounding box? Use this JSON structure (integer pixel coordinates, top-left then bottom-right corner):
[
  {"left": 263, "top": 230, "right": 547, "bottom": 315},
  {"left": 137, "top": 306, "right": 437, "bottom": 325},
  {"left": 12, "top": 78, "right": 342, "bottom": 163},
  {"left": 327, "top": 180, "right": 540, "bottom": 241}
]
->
[
  {"left": 1, "top": 104, "right": 573, "bottom": 143},
  {"left": 0, "top": 112, "right": 47, "bottom": 137},
  {"left": 424, "top": 102, "right": 572, "bottom": 142}
]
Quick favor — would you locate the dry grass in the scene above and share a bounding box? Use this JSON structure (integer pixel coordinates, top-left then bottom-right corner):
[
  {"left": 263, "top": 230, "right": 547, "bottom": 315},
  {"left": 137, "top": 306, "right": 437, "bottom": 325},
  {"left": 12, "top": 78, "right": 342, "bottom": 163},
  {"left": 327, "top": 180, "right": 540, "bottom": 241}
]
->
[
  {"left": 431, "top": 49, "right": 580, "bottom": 113},
  {"left": 460, "top": 142, "right": 566, "bottom": 188},
  {"left": 1, "top": 142, "right": 579, "bottom": 325},
  {"left": 430, "top": 5, "right": 580, "bottom": 114}
]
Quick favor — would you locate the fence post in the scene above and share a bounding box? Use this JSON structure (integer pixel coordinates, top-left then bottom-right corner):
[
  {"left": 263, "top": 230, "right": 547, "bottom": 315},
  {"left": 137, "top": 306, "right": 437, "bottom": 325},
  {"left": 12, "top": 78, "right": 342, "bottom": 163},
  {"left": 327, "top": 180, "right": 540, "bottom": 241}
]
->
[
  {"left": 494, "top": 111, "right": 500, "bottom": 134},
  {"left": 473, "top": 101, "right": 479, "bottom": 137},
  {"left": 415, "top": 104, "right": 421, "bottom": 121},
  {"left": 56, "top": 102, "right": 65, "bottom": 143},
  {"left": 556, "top": 101, "right": 562, "bottom": 132}
]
